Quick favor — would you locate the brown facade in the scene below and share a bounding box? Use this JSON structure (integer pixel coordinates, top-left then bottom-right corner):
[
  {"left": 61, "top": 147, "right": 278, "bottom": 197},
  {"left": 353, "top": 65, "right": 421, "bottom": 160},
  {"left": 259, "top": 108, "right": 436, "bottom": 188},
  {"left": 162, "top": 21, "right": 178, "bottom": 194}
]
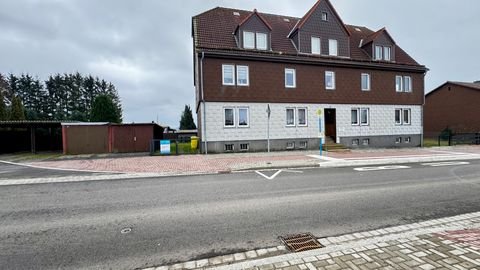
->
[
  {"left": 424, "top": 82, "right": 480, "bottom": 135},
  {"left": 202, "top": 57, "right": 424, "bottom": 105},
  {"left": 62, "top": 123, "right": 163, "bottom": 155}
]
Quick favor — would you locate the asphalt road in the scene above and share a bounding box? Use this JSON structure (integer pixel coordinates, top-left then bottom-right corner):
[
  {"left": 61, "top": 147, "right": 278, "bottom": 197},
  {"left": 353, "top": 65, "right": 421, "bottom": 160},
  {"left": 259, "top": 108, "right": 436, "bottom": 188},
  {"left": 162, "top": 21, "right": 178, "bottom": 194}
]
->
[{"left": 1, "top": 160, "right": 480, "bottom": 269}]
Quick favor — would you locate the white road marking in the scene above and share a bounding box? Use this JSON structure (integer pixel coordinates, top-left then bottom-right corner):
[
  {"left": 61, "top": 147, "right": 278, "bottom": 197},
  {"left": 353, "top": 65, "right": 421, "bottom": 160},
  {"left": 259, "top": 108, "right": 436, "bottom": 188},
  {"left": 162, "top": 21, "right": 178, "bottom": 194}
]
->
[
  {"left": 354, "top": 165, "right": 411, "bottom": 172},
  {"left": 421, "top": 161, "right": 470, "bottom": 167},
  {"left": 255, "top": 169, "right": 303, "bottom": 180}
]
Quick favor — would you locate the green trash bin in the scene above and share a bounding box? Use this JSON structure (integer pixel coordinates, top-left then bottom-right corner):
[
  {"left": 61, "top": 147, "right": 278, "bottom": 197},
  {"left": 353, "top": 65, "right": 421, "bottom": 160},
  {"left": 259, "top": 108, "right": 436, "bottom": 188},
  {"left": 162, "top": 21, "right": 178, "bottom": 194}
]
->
[{"left": 191, "top": 136, "right": 199, "bottom": 150}]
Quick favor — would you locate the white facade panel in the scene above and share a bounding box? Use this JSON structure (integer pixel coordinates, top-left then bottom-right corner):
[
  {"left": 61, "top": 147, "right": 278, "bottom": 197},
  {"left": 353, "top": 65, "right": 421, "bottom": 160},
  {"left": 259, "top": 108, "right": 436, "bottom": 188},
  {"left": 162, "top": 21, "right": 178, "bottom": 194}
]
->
[{"left": 201, "top": 102, "right": 422, "bottom": 142}]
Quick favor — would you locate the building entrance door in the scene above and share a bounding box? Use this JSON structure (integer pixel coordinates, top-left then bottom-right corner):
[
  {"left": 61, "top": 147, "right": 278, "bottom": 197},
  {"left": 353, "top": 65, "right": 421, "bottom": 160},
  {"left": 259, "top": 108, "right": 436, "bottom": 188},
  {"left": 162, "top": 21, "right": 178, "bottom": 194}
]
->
[{"left": 324, "top": 109, "right": 336, "bottom": 140}]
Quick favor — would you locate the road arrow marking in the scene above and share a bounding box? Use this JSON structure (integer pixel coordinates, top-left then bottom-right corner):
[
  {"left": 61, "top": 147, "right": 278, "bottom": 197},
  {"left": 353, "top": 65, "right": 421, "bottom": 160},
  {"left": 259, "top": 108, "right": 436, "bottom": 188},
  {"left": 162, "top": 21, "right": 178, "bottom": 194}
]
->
[
  {"left": 354, "top": 165, "right": 411, "bottom": 172},
  {"left": 421, "top": 161, "right": 470, "bottom": 167},
  {"left": 255, "top": 170, "right": 283, "bottom": 180}
]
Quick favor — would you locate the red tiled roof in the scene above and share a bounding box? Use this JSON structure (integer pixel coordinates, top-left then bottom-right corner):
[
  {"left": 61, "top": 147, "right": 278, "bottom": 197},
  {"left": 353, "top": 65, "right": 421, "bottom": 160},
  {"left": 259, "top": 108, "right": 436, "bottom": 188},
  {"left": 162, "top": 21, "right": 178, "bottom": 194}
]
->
[
  {"left": 193, "top": 7, "right": 421, "bottom": 67},
  {"left": 449, "top": 81, "right": 480, "bottom": 91}
]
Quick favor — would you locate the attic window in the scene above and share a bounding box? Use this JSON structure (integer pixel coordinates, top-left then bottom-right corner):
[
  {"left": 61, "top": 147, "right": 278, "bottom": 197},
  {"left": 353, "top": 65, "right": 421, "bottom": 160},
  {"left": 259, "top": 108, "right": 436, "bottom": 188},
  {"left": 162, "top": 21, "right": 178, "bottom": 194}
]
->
[
  {"left": 355, "top": 27, "right": 361, "bottom": 32},
  {"left": 283, "top": 18, "right": 290, "bottom": 22},
  {"left": 233, "top": 12, "right": 240, "bottom": 16},
  {"left": 321, "top": 12, "right": 328, "bottom": 21}
]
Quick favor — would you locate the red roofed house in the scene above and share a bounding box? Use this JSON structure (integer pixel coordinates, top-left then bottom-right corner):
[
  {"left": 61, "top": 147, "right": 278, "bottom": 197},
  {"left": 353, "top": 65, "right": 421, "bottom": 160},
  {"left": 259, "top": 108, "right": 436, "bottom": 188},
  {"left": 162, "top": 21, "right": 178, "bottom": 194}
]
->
[
  {"left": 424, "top": 81, "right": 480, "bottom": 136},
  {"left": 192, "top": 0, "right": 427, "bottom": 153}
]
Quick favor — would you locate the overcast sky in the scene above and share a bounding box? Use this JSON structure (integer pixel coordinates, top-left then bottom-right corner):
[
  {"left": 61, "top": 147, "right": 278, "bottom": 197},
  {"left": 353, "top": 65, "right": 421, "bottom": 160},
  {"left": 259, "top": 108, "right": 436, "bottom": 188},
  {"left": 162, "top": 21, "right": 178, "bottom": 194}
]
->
[{"left": 1, "top": 0, "right": 479, "bottom": 128}]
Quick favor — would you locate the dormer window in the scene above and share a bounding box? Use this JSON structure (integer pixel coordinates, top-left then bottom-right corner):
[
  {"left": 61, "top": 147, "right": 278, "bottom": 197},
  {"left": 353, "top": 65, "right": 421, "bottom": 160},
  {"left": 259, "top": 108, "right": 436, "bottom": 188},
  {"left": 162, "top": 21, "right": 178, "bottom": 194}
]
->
[
  {"left": 243, "top": 31, "right": 268, "bottom": 50},
  {"left": 375, "top": 45, "right": 392, "bottom": 61},
  {"left": 311, "top": 37, "right": 321, "bottom": 55},
  {"left": 256, "top": 33, "right": 267, "bottom": 50},
  {"left": 243, "top": 31, "right": 255, "bottom": 49},
  {"left": 321, "top": 12, "right": 328, "bottom": 21},
  {"left": 329, "top": 39, "right": 338, "bottom": 56}
]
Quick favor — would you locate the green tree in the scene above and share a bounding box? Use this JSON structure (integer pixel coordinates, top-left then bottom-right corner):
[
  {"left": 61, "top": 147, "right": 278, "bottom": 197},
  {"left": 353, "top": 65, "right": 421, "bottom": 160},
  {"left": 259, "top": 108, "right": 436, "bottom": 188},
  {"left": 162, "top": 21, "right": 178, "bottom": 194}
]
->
[
  {"left": 179, "top": 104, "right": 196, "bottom": 130},
  {"left": 0, "top": 90, "right": 6, "bottom": 120},
  {"left": 90, "top": 94, "right": 121, "bottom": 123},
  {"left": 10, "top": 96, "right": 26, "bottom": 121}
]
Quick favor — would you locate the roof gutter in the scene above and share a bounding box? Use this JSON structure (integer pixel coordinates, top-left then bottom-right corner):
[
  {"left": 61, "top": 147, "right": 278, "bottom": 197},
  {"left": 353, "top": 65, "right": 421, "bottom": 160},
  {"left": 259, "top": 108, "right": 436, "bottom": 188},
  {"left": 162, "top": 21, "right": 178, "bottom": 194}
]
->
[
  {"left": 200, "top": 51, "right": 208, "bottom": 154},
  {"left": 200, "top": 49, "right": 428, "bottom": 73}
]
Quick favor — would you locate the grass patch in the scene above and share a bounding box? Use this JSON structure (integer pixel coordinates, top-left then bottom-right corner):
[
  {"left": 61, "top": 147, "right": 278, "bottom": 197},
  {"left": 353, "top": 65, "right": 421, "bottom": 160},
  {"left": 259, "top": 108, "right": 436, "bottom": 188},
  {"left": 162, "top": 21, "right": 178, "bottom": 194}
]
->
[{"left": 423, "top": 138, "right": 450, "bottom": 147}]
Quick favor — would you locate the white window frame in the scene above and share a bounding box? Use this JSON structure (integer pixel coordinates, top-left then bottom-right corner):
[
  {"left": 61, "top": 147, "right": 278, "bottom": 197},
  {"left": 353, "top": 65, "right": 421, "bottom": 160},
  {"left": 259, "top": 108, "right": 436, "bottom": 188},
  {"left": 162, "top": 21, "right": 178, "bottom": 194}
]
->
[
  {"left": 351, "top": 108, "right": 359, "bottom": 126},
  {"left": 224, "top": 107, "right": 235, "bottom": 127},
  {"left": 384, "top": 46, "right": 391, "bottom": 61},
  {"left": 237, "top": 107, "right": 250, "bottom": 127},
  {"left": 362, "top": 138, "right": 370, "bottom": 146},
  {"left": 360, "top": 108, "right": 369, "bottom": 126},
  {"left": 405, "top": 137, "right": 411, "bottom": 143},
  {"left": 297, "top": 108, "right": 308, "bottom": 127},
  {"left": 243, "top": 31, "right": 255, "bottom": 49},
  {"left": 224, "top": 144, "right": 234, "bottom": 151},
  {"left": 321, "top": 12, "right": 328, "bottom": 21},
  {"left": 239, "top": 143, "right": 249, "bottom": 151},
  {"left": 256, "top": 32, "right": 267, "bottom": 50},
  {"left": 404, "top": 76, "right": 412, "bottom": 92},
  {"left": 395, "top": 75, "right": 403, "bottom": 92},
  {"left": 403, "top": 108, "right": 411, "bottom": 125},
  {"left": 236, "top": 65, "right": 249, "bottom": 86},
  {"left": 311, "top": 37, "right": 321, "bottom": 55},
  {"left": 222, "top": 64, "right": 235, "bottom": 86},
  {"left": 286, "top": 108, "right": 295, "bottom": 126},
  {"left": 285, "top": 68, "right": 296, "bottom": 88},
  {"left": 375, "top": 45, "right": 383, "bottom": 60},
  {"left": 325, "top": 71, "right": 336, "bottom": 90},
  {"left": 361, "top": 73, "right": 370, "bottom": 91},
  {"left": 395, "top": 109, "right": 402, "bottom": 125},
  {"left": 328, "top": 39, "right": 338, "bottom": 56}
]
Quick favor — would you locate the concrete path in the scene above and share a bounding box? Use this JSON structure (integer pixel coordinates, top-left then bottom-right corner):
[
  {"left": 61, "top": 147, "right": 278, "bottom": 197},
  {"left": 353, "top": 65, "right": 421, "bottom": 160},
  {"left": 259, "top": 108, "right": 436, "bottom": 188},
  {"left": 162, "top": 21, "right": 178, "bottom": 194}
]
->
[{"left": 144, "top": 212, "right": 480, "bottom": 270}]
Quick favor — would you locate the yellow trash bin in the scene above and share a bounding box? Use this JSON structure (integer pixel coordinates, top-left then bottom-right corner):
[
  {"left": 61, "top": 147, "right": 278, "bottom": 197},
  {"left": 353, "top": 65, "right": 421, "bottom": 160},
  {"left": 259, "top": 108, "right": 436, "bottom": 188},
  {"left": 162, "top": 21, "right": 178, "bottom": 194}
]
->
[{"left": 191, "top": 136, "right": 199, "bottom": 150}]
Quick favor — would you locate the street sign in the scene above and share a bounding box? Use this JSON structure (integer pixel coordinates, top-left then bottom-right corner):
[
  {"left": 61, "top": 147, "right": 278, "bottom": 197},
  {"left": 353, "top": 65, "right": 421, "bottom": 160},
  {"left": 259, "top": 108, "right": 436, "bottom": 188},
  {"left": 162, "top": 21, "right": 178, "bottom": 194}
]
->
[{"left": 316, "top": 108, "right": 323, "bottom": 116}]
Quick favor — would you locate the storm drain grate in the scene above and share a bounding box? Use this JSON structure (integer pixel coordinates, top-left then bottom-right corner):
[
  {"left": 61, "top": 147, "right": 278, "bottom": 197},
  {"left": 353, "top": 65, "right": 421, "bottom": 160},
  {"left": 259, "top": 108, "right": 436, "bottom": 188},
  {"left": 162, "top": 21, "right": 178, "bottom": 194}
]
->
[{"left": 279, "top": 233, "right": 323, "bottom": 252}]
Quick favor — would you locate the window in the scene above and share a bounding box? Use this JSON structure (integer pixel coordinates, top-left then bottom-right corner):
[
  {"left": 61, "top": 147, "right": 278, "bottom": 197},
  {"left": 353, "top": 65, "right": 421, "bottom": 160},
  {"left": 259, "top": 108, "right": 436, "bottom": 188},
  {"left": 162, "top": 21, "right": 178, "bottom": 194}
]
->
[
  {"left": 286, "top": 141, "right": 295, "bottom": 149},
  {"left": 222, "top": 65, "right": 235, "bottom": 85},
  {"left": 297, "top": 108, "right": 307, "bottom": 126},
  {"left": 395, "top": 76, "right": 403, "bottom": 92},
  {"left": 360, "top": 108, "right": 369, "bottom": 125},
  {"left": 396, "top": 76, "right": 412, "bottom": 92},
  {"left": 403, "top": 109, "right": 411, "bottom": 125},
  {"left": 224, "top": 144, "right": 234, "bottom": 151},
  {"left": 328, "top": 39, "right": 338, "bottom": 56},
  {"left": 285, "top": 68, "right": 296, "bottom": 88},
  {"left": 238, "top": 107, "right": 249, "bottom": 127},
  {"left": 240, "top": 143, "right": 249, "bottom": 151},
  {"left": 311, "top": 37, "right": 321, "bottom": 55},
  {"left": 395, "top": 109, "right": 402, "bottom": 125},
  {"left": 362, "top": 139, "right": 370, "bottom": 146},
  {"left": 352, "top": 139, "right": 359, "bottom": 146},
  {"left": 405, "top": 137, "right": 411, "bottom": 143},
  {"left": 299, "top": 141, "right": 307, "bottom": 149},
  {"left": 236, "top": 66, "right": 249, "bottom": 86},
  {"left": 325, "top": 71, "right": 335, "bottom": 90},
  {"left": 395, "top": 137, "right": 402, "bottom": 144},
  {"left": 361, "top": 73, "right": 370, "bottom": 91},
  {"left": 286, "top": 108, "right": 295, "bottom": 126},
  {"left": 256, "top": 32, "right": 267, "bottom": 50},
  {"left": 351, "top": 109, "right": 359, "bottom": 125},
  {"left": 243, "top": 31, "right": 255, "bottom": 49},
  {"left": 375, "top": 45, "right": 383, "bottom": 60},
  {"left": 224, "top": 108, "right": 235, "bottom": 127},
  {"left": 404, "top": 76, "right": 412, "bottom": 92},
  {"left": 384, "top": 46, "right": 391, "bottom": 61},
  {"left": 321, "top": 12, "right": 328, "bottom": 21}
]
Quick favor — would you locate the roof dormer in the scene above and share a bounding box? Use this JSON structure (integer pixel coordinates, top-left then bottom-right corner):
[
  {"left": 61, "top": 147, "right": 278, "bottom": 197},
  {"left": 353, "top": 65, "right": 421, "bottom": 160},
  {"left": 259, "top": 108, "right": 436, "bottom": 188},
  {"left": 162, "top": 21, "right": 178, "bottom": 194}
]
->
[
  {"left": 234, "top": 9, "right": 272, "bottom": 51},
  {"left": 361, "top": 28, "right": 396, "bottom": 62},
  {"left": 288, "top": 0, "right": 350, "bottom": 57}
]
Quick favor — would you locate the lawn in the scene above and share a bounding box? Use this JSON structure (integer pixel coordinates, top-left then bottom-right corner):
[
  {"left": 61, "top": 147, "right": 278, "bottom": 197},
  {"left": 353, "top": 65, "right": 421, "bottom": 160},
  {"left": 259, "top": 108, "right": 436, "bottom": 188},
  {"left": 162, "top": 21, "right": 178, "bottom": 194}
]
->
[{"left": 423, "top": 137, "right": 450, "bottom": 147}]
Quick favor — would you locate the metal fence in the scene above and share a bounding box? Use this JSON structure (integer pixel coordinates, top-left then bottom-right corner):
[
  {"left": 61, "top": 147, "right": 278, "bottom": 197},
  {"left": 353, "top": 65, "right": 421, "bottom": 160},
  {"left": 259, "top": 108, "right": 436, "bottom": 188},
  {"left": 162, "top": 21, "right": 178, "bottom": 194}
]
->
[
  {"left": 433, "top": 133, "right": 480, "bottom": 146},
  {"left": 150, "top": 138, "right": 199, "bottom": 155}
]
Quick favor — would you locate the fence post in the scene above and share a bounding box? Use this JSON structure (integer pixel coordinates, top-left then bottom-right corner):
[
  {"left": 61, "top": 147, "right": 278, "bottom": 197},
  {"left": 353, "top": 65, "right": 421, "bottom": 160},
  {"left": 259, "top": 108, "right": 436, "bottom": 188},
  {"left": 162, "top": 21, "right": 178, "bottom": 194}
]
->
[
  {"left": 448, "top": 134, "right": 452, "bottom": 146},
  {"left": 438, "top": 136, "right": 440, "bottom": 147}
]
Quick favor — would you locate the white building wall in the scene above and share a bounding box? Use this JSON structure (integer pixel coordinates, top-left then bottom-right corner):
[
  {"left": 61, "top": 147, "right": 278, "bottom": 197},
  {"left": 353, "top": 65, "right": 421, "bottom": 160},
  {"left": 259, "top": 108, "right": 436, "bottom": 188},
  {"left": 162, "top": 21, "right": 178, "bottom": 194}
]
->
[{"left": 202, "top": 102, "right": 422, "bottom": 142}]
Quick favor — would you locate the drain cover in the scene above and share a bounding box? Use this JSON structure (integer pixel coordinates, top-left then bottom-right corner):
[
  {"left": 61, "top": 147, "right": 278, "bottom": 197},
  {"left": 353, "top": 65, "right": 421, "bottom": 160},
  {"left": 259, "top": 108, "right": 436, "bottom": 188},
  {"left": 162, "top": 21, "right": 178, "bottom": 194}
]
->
[
  {"left": 279, "top": 233, "right": 323, "bottom": 252},
  {"left": 120, "top": 227, "right": 132, "bottom": 234}
]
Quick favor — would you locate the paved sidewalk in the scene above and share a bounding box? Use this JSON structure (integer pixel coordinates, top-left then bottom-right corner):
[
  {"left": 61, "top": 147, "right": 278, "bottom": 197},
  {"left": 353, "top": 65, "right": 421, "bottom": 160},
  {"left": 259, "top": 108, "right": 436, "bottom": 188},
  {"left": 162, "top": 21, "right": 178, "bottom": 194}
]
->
[
  {"left": 143, "top": 212, "right": 480, "bottom": 270},
  {"left": 15, "top": 146, "right": 480, "bottom": 176}
]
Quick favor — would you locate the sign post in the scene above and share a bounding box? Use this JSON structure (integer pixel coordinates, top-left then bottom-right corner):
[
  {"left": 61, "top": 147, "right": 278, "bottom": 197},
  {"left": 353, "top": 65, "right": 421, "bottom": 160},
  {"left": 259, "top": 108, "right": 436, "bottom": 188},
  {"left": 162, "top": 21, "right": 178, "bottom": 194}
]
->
[
  {"left": 316, "top": 109, "right": 323, "bottom": 156},
  {"left": 160, "top": 140, "right": 171, "bottom": 155},
  {"left": 266, "top": 104, "right": 271, "bottom": 152}
]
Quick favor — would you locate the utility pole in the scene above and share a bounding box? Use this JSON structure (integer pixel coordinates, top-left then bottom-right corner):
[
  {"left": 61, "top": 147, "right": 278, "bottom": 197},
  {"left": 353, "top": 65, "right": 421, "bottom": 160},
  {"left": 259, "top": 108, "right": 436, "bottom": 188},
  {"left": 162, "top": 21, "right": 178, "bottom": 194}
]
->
[{"left": 266, "top": 104, "right": 271, "bottom": 152}]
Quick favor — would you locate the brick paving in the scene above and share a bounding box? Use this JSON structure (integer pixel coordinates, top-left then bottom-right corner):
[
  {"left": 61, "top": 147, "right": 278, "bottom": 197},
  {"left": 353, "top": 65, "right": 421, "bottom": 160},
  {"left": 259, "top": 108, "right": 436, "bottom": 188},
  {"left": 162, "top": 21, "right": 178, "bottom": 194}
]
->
[
  {"left": 145, "top": 212, "right": 480, "bottom": 270},
  {"left": 21, "top": 146, "right": 480, "bottom": 175}
]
